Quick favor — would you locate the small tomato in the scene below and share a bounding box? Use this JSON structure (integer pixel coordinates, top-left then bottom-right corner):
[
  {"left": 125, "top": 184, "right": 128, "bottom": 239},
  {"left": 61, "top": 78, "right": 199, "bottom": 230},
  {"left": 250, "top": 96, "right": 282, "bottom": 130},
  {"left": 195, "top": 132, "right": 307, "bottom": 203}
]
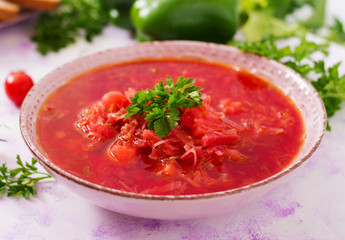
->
[{"left": 5, "top": 71, "right": 34, "bottom": 107}]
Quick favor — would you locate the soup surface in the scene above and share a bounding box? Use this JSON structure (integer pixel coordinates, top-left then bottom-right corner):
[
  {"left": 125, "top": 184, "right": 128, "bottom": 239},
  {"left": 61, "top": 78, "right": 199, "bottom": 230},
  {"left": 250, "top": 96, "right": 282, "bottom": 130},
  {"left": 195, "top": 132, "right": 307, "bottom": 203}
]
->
[{"left": 37, "top": 59, "right": 304, "bottom": 195}]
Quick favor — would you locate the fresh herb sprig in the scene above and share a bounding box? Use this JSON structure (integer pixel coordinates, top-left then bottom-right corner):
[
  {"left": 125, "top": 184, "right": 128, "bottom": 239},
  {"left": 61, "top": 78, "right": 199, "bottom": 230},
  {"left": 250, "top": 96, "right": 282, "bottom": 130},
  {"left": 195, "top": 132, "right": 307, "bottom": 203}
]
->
[
  {"left": 0, "top": 155, "right": 51, "bottom": 199},
  {"left": 311, "top": 62, "right": 345, "bottom": 122},
  {"left": 232, "top": 35, "right": 329, "bottom": 64},
  {"left": 231, "top": 36, "right": 345, "bottom": 130},
  {"left": 31, "top": 0, "right": 130, "bottom": 55},
  {"left": 125, "top": 76, "right": 203, "bottom": 138},
  {"left": 326, "top": 18, "right": 345, "bottom": 45}
]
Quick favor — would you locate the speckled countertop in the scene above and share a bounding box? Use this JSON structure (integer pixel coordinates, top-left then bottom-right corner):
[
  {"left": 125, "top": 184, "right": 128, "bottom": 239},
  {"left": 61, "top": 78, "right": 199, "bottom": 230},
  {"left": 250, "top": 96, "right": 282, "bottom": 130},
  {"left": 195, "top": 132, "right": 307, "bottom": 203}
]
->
[{"left": 1, "top": 1, "right": 345, "bottom": 239}]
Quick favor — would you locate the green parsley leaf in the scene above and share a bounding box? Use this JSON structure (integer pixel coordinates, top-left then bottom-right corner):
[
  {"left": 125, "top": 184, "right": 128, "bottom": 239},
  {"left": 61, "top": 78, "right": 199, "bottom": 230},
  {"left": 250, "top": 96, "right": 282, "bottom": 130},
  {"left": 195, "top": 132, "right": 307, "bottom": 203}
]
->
[
  {"left": 153, "top": 117, "right": 171, "bottom": 139},
  {"left": 326, "top": 18, "right": 345, "bottom": 45},
  {"left": 311, "top": 62, "right": 345, "bottom": 130},
  {"left": 0, "top": 155, "right": 52, "bottom": 199},
  {"left": 125, "top": 76, "right": 203, "bottom": 138}
]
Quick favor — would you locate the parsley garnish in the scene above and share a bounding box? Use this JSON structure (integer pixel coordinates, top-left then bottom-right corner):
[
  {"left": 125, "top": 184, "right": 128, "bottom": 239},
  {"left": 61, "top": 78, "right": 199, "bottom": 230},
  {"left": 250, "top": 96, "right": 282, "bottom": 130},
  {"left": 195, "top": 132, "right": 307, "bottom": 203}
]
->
[
  {"left": 125, "top": 76, "right": 203, "bottom": 138},
  {"left": 231, "top": 35, "right": 345, "bottom": 130},
  {"left": 0, "top": 155, "right": 51, "bottom": 199}
]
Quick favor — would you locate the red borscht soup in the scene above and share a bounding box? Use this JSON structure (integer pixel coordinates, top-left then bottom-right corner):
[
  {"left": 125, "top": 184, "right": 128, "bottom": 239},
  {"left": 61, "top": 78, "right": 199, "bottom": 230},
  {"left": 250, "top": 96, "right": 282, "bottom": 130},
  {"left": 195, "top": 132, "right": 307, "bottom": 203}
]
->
[{"left": 36, "top": 59, "right": 304, "bottom": 195}]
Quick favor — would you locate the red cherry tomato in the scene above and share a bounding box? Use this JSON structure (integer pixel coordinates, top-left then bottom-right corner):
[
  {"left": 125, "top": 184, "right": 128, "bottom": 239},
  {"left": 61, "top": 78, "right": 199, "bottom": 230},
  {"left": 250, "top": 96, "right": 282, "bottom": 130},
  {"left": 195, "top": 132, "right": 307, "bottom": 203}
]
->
[{"left": 4, "top": 71, "right": 34, "bottom": 107}]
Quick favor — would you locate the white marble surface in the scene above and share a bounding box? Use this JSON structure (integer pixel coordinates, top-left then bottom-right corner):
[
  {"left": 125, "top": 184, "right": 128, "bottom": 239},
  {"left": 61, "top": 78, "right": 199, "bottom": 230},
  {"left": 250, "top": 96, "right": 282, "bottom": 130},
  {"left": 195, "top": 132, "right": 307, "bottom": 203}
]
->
[{"left": 1, "top": 1, "right": 345, "bottom": 239}]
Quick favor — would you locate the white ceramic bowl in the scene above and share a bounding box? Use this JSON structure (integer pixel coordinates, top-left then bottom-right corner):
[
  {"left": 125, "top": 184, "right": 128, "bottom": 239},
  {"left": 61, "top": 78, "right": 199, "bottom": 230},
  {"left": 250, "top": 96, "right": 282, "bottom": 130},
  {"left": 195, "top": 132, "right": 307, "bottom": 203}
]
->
[{"left": 20, "top": 41, "right": 326, "bottom": 220}]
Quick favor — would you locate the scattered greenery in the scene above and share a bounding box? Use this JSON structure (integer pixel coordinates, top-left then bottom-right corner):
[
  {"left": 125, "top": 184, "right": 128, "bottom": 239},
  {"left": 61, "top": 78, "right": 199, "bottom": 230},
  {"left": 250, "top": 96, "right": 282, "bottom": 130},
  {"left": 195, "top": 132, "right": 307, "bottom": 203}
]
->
[
  {"left": 326, "top": 18, "right": 345, "bottom": 45},
  {"left": 31, "top": 0, "right": 133, "bottom": 55},
  {"left": 0, "top": 155, "right": 51, "bottom": 199},
  {"left": 231, "top": 35, "right": 345, "bottom": 130},
  {"left": 125, "top": 76, "right": 203, "bottom": 138}
]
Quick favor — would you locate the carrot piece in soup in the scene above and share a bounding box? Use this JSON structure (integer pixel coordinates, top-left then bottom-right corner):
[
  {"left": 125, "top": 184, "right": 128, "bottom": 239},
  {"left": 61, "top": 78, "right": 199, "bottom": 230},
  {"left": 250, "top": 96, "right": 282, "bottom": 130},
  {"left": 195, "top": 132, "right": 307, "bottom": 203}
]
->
[
  {"left": 109, "top": 144, "right": 138, "bottom": 164},
  {"left": 159, "top": 159, "right": 179, "bottom": 176}
]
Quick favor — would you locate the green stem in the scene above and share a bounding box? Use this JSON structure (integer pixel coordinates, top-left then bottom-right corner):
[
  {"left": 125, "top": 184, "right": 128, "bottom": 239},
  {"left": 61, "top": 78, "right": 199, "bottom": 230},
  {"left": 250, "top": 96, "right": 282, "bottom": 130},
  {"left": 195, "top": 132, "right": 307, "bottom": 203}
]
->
[
  {"left": 33, "top": 176, "right": 52, "bottom": 181},
  {"left": 321, "top": 93, "right": 345, "bottom": 100}
]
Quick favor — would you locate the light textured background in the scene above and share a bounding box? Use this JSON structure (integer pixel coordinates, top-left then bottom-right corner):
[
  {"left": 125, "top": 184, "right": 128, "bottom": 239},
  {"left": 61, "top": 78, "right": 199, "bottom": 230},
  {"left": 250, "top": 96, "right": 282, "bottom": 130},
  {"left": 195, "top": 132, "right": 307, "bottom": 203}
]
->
[{"left": 1, "top": 1, "right": 345, "bottom": 239}]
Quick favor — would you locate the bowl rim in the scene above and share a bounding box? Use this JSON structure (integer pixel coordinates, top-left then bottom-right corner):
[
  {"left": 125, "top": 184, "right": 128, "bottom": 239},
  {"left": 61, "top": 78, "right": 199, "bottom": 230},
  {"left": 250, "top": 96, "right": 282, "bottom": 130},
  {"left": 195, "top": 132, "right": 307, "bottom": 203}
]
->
[{"left": 20, "top": 40, "right": 327, "bottom": 201}]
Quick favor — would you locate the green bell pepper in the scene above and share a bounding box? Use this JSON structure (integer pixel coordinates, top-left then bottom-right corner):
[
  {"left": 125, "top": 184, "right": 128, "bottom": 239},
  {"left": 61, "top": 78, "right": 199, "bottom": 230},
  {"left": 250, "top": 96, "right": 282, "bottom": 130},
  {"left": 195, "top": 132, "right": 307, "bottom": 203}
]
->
[{"left": 130, "top": 0, "right": 239, "bottom": 43}]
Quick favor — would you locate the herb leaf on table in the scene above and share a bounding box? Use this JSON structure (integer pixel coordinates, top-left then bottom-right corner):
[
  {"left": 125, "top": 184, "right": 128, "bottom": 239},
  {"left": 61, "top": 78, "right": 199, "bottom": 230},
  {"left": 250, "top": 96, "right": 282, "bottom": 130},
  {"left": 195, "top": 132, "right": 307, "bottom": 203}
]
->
[{"left": 0, "top": 155, "right": 51, "bottom": 199}]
